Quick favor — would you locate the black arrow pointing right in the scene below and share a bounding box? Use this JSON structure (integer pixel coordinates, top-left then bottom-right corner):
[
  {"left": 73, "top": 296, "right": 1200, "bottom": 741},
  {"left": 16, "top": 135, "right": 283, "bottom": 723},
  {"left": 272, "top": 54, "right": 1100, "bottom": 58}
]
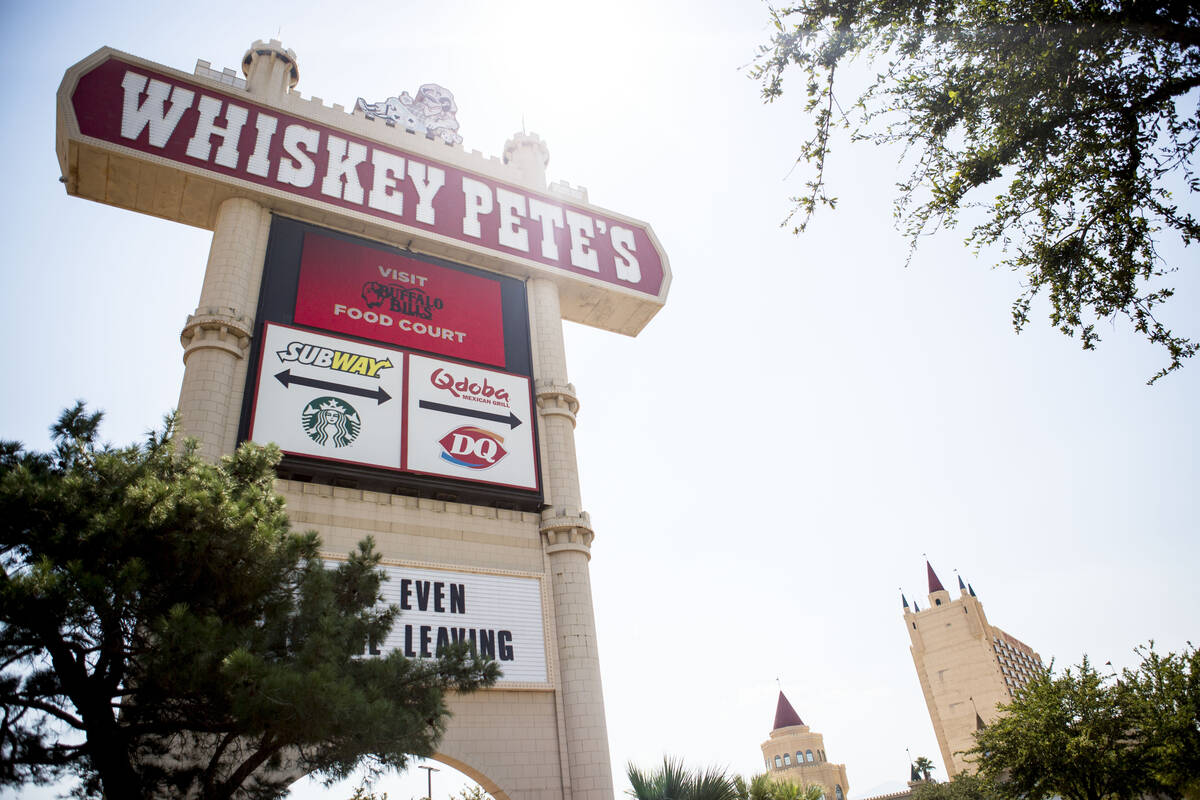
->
[{"left": 418, "top": 399, "right": 522, "bottom": 429}]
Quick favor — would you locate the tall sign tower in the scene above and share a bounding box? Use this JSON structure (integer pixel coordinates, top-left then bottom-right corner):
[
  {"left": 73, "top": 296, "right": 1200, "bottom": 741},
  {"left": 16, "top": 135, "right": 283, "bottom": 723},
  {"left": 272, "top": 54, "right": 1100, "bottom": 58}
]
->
[{"left": 56, "top": 39, "right": 670, "bottom": 800}]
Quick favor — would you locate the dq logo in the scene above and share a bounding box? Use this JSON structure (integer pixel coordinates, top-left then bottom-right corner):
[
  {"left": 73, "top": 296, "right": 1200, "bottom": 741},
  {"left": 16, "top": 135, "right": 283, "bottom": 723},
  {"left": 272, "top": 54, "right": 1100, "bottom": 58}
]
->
[{"left": 438, "top": 426, "right": 508, "bottom": 469}]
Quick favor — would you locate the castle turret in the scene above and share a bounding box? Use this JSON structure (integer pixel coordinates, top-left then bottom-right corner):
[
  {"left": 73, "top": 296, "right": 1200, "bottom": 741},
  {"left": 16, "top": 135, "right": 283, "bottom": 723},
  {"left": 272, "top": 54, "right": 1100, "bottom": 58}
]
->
[
  {"left": 241, "top": 39, "right": 298, "bottom": 100},
  {"left": 503, "top": 132, "right": 550, "bottom": 188},
  {"left": 926, "top": 561, "right": 951, "bottom": 608},
  {"left": 760, "top": 692, "right": 850, "bottom": 800}
]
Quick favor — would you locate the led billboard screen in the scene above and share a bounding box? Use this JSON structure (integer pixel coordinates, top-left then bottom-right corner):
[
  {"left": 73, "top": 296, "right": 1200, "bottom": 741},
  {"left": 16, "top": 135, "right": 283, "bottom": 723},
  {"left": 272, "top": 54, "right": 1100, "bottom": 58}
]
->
[{"left": 240, "top": 218, "right": 539, "bottom": 506}]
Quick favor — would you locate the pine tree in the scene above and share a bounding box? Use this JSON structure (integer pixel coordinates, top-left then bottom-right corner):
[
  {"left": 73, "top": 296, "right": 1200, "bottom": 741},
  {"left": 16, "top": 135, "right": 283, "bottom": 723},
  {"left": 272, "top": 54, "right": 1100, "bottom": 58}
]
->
[{"left": 0, "top": 404, "right": 499, "bottom": 799}]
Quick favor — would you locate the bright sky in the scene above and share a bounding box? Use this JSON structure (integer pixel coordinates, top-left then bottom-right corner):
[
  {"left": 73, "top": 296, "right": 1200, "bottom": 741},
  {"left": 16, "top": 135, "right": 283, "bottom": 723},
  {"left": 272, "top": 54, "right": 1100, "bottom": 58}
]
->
[{"left": 2, "top": 1, "right": 1197, "bottom": 799}]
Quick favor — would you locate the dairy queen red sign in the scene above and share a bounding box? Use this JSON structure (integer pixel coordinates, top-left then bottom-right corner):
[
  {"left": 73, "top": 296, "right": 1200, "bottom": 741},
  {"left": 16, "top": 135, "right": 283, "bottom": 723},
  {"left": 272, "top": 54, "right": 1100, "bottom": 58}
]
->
[{"left": 61, "top": 53, "right": 668, "bottom": 309}]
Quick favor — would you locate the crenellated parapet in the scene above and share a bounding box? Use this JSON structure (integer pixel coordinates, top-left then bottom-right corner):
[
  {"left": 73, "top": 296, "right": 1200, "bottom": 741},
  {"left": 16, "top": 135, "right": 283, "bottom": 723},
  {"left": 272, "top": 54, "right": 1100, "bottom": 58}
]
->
[
  {"left": 535, "top": 380, "right": 580, "bottom": 428},
  {"left": 179, "top": 309, "right": 253, "bottom": 362},
  {"left": 539, "top": 510, "right": 595, "bottom": 556},
  {"left": 193, "top": 44, "right": 529, "bottom": 187}
]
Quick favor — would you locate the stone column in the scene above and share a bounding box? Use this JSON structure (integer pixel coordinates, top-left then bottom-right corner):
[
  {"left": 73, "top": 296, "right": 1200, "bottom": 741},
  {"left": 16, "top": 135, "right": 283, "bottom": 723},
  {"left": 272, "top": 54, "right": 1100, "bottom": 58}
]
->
[
  {"left": 532, "top": 277, "right": 613, "bottom": 800},
  {"left": 504, "top": 128, "right": 614, "bottom": 800},
  {"left": 505, "top": 130, "right": 614, "bottom": 800},
  {"left": 176, "top": 197, "right": 270, "bottom": 459},
  {"left": 176, "top": 40, "right": 297, "bottom": 460}
]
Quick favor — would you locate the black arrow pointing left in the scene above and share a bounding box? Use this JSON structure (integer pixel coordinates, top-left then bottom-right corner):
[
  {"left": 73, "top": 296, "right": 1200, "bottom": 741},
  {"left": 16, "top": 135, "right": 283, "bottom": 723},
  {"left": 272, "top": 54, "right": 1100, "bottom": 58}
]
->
[{"left": 274, "top": 370, "right": 392, "bottom": 405}]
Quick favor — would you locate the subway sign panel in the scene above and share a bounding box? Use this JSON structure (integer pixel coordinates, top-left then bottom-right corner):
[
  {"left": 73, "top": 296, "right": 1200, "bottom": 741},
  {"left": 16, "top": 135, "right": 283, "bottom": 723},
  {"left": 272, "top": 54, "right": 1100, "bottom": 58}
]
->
[{"left": 57, "top": 49, "right": 670, "bottom": 335}]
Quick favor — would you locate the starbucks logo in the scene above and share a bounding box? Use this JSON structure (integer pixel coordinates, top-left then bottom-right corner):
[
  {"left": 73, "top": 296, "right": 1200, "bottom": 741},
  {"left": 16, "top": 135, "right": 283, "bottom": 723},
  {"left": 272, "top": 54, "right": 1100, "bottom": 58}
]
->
[{"left": 301, "top": 396, "right": 361, "bottom": 448}]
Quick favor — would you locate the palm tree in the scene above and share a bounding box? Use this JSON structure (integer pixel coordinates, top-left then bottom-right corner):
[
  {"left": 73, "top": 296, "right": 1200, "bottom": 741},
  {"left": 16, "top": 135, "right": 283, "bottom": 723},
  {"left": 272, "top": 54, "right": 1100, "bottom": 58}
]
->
[
  {"left": 912, "top": 757, "right": 935, "bottom": 782},
  {"left": 748, "top": 774, "right": 773, "bottom": 800},
  {"left": 737, "top": 774, "right": 824, "bottom": 800},
  {"left": 769, "top": 779, "right": 826, "bottom": 800},
  {"left": 627, "top": 758, "right": 739, "bottom": 800}
]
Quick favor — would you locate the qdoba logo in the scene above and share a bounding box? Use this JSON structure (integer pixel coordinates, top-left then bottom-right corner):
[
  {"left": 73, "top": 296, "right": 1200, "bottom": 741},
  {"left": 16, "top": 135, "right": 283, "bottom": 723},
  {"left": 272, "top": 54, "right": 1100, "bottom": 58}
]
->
[
  {"left": 430, "top": 368, "right": 510, "bottom": 406},
  {"left": 438, "top": 427, "right": 508, "bottom": 469}
]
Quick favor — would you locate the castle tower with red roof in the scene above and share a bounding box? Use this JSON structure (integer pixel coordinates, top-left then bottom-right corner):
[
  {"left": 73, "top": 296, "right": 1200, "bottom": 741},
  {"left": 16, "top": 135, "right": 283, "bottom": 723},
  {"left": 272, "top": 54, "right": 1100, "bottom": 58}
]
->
[
  {"left": 904, "top": 561, "right": 1045, "bottom": 777},
  {"left": 760, "top": 692, "right": 850, "bottom": 800}
]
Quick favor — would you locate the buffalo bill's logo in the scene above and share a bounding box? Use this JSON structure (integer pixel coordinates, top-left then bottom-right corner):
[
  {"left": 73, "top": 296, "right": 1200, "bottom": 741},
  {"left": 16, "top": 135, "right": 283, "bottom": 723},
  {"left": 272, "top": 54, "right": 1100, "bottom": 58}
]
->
[
  {"left": 362, "top": 281, "right": 445, "bottom": 320},
  {"left": 301, "top": 396, "right": 361, "bottom": 448},
  {"left": 438, "top": 426, "right": 507, "bottom": 469}
]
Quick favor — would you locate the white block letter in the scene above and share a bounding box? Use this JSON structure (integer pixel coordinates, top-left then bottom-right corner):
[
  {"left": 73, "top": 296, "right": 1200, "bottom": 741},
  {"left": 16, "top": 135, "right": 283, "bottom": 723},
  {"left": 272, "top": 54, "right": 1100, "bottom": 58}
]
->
[
  {"left": 321, "top": 135, "right": 368, "bottom": 204},
  {"left": 185, "top": 95, "right": 248, "bottom": 168},
  {"left": 276, "top": 124, "right": 319, "bottom": 188},
  {"left": 611, "top": 226, "right": 642, "bottom": 282},
  {"left": 462, "top": 177, "right": 493, "bottom": 238},
  {"left": 246, "top": 113, "right": 278, "bottom": 177},
  {"left": 407, "top": 162, "right": 444, "bottom": 225},
  {"left": 367, "top": 151, "right": 406, "bottom": 217},
  {"left": 565, "top": 210, "right": 599, "bottom": 272},
  {"left": 496, "top": 188, "right": 530, "bottom": 252},
  {"left": 120, "top": 71, "right": 194, "bottom": 148},
  {"left": 528, "top": 198, "right": 564, "bottom": 260}
]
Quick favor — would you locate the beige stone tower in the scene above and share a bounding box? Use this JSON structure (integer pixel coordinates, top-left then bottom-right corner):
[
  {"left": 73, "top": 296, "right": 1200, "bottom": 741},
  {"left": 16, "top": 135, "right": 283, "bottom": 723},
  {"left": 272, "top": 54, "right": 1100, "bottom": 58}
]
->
[
  {"left": 904, "top": 562, "right": 1044, "bottom": 777},
  {"left": 760, "top": 693, "right": 850, "bottom": 800}
]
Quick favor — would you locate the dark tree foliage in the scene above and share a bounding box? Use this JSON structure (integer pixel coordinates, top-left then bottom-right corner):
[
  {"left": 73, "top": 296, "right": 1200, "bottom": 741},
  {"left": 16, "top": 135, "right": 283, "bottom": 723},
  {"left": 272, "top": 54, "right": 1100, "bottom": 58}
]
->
[
  {"left": 910, "top": 773, "right": 1000, "bottom": 800},
  {"left": 1119, "top": 644, "right": 1200, "bottom": 800},
  {"left": 0, "top": 404, "right": 499, "bottom": 799},
  {"left": 753, "top": 0, "right": 1200, "bottom": 382},
  {"left": 971, "top": 644, "right": 1200, "bottom": 800}
]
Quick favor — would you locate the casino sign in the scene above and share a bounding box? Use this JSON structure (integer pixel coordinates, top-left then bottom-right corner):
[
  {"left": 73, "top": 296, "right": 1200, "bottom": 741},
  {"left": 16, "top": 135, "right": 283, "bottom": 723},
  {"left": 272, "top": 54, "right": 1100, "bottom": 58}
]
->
[
  {"left": 56, "top": 46, "right": 670, "bottom": 335},
  {"left": 55, "top": 39, "right": 668, "bottom": 800}
]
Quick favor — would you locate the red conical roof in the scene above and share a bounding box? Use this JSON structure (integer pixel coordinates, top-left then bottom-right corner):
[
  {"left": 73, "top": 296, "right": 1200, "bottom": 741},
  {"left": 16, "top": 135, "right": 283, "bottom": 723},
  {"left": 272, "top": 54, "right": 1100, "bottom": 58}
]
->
[
  {"left": 773, "top": 691, "right": 804, "bottom": 729},
  {"left": 927, "top": 561, "right": 946, "bottom": 593}
]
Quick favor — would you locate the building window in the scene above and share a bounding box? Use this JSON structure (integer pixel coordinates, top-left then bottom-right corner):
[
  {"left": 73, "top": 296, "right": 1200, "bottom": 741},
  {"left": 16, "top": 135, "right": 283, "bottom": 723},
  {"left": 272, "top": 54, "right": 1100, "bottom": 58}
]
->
[
  {"left": 836, "top": 787, "right": 844, "bottom": 800},
  {"left": 819, "top": 750, "right": 825, "bottom": 761},
  {"left": 774, "top": 756, "right": 781, "bottom": 768},
  {"left": 783, "top": 754, "right": 791, "bottom": 766},
  {"left": 806, "top": 750, "right": 814, "bottom": 762}
]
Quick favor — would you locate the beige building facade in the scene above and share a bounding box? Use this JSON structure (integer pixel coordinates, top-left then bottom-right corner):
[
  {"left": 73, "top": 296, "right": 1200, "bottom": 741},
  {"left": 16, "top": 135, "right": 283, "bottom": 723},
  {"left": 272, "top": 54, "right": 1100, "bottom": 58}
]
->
[
  {"left": 57, "top": 38, "right": 671, "bottom": 800},
  {"left": 904, "top": 562, "right": 1044, "bottom": 776},
  {"left": 760, "top": 693, "right": 850, "bottom": 800}
]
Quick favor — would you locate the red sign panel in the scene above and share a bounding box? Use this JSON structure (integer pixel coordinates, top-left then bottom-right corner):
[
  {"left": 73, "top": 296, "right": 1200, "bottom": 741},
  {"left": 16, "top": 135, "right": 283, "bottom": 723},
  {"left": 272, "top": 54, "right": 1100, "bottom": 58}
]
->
[
  {"left": 295, "top": 231, "right": 506, "bottom": 366},
  {"left": 68, "top": 56, "right": 666, "bottom": 299}
]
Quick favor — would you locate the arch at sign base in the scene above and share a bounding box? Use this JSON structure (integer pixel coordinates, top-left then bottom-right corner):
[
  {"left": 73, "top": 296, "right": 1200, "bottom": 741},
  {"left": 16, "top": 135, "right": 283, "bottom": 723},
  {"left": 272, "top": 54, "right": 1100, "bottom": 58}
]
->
[
  {"left": 283, "top": 752, "right": 508, "bottom": 800},
  {"left": 282, "top": 692, "right": 563, "bottom": 800},
  {"left": 433, "top": 691, "right": 567, "bottom": 800},
  {"left": 430, "top": 752, "right": 513, "bottom": 800}
]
